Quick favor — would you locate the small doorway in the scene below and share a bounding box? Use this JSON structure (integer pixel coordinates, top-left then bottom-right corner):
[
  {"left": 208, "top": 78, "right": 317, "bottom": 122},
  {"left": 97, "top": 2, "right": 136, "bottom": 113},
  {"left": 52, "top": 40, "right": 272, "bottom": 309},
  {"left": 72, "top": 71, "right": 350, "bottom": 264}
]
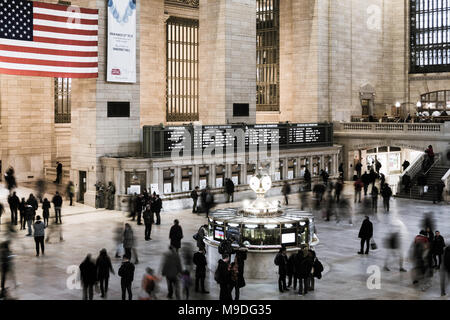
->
[{"left": 79, "top": 171, "right": 87, "bottom": 203}]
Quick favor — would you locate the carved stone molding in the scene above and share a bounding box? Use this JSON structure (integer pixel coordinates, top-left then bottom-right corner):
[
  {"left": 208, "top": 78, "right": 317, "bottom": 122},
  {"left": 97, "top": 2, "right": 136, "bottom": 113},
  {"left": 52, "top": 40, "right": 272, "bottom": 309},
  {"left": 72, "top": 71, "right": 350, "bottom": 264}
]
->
[{"left": 165, "top": 0, "right": 199, "bottom": 8}]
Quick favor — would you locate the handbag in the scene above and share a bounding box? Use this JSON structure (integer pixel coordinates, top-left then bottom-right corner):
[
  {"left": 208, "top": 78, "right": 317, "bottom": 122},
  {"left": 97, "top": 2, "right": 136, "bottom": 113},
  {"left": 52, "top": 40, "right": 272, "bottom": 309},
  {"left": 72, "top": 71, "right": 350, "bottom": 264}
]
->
[{"left": 370, "top": 238, "right": 378, "bottom": 250}]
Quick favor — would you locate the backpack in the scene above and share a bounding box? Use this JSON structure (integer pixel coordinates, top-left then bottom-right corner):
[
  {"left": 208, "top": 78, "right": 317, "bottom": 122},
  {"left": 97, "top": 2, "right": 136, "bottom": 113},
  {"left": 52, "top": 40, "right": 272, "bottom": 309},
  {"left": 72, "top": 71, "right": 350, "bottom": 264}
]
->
[
  {"left": 214, "top": 266, "right": 221, "bottom": 283},
  {"left": 193, "top": 233, "right": 199, "bottom": 241},
  {"left": 218, "top": 240, "right": 232, "bottom": 255},
  {"left": 274, "top": 254, "right": 280, "bottom": 266}
]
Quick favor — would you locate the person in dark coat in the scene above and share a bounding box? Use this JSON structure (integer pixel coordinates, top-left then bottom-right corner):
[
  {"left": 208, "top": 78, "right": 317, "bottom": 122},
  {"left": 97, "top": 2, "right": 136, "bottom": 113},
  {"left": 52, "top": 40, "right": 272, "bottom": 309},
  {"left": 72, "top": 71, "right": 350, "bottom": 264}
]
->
[
  {"left": 274, "top": 247, "right": 288, "bottom": 293},
  {"left": 381, "top": 184, "right": 392, "bottom": 212},
  {"left": 152, "top": 194, "right": 162, "bottom": 225},
  {"left": 371, "top": 185, "right": 379, "bottom": 213},
  {"left": 282, "top": 181, "right": 291, "bottom": 205},
  {"left": 319, "top": 169, "right": 329, "bottom": 185},
  {"left": 375, "top": 159, "right": 382, "bottom": 174},
  {"left": 55, "top": 162, "right": 63, "bottom": 184},
  {"left": 25, "top": 204, "right": 35, "bottom": 236},
  {"left": 434, "top": 180, "right": 445, "bottom": 204},
  {"left": 287, "top": 252, "right": 295, "bottom": 288},
  {"left": 204, "top": 187, "right": 215, "bottom": 218},
  {"left": 51, "top": 192, "right": 63, "bottom": 224},
  {"left": 193, "top": 248, "right": 209, "bottom": 294},
  {"left": 361, "top": 171, "right": 370, "bottom": 196},
  {"left": 196, "top": 224, "right": 208, "bottom": 252},
  {"left": 0, "top": 241, "right": 12, "bottom": 298},
  {"left": 135, "top": 194, "right": 143, "bottom": 225},
  {"left": 191, "top": 187, "right": 199, "bottom": 213},
  {"left": 338, "top": 163, "right": 344, "bottom": 178},
  {"left": 297, "top": 247, "right": 314, "bottom": 296},
  {"left": 303, "top": 167, "right": 312, "bottom": 190},
  {"left": 402, "top": 160, "right": 410, "bottom": 172},
  {"left": 440, "top": 246, "right": 450, "bottom": 296},
  {"left": 433, "top": 231, "right": 446, "bottom": 269},
  {"left": 216, "top": 254, "right": 232, "bottom": 301},
  {"left": 33, "top": 216, "right": 45, "bottom": 256},
  {"left": 19, "top": 198, "right": 26, "bottom": 230},
  {"left": 79, "top": 254, "right": 97, "bottom": 300},
  {"left": 225, "top": 179, "right": 235, "bottom": 203},
  {"left": 143, "top": 205, "right": 154, "bottom": 241},
  {"left": 358, "top": 216, "right": 373, "bottom": 254},
  {"left": 355, "top": 161, "right": 362, "bottom": 178},
  {"left": 27, "top": 194, "right": 38, "bottom": 212},
  {"left": 128, "top": 193, "right": 137, "bottom": 220},
  {"left": 118, "top": 256, "right": 135, "bottom": 300},
  {"left": 95, "top": 249, "right": 115, "bottom": 298},
  {"left": 161, "top": 246, "right": 182, "bottom": 299},
  {"left": 169, "top": 219, "right": 183, "bottom": 252},
  {"left": 335, "top": 179, "right": 343, "bottom": 203},
  {"left": 402, "top": 173, "right": 412, "bottom": 194},
  {"left": 123, "top": 223, "right": 138, "bottom": 264},
  {"left": 233, "top": 245, "right": 247, "bottom": 300},
  {"left": 7, "top": 192, "right": 19, "bottom": 225},
  {"left": 417, "top": 173, "right": 427, "bottom": 198},
  {"left": 42, "top": 198, "right": 50, "bottom": 227},
  {"left": 369, "top": 169, "right": 377, "bottom": 189}
]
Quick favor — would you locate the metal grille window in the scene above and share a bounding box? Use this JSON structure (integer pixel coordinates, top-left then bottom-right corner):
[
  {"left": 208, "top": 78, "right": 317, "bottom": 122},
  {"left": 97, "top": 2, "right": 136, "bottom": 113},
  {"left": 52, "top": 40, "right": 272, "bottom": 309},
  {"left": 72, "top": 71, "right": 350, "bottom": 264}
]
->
[
  {"left": 410, "top": 0, "right": 450, "bottom": 73},
  {"left": 166, "top": 17, "right": 199, "bottom": 122},
  {"left": 54, "top": 78, "right": 71, "bottom": 123},
  {"left": 256, "top": 0, "right": 280, "bottom": 112}
]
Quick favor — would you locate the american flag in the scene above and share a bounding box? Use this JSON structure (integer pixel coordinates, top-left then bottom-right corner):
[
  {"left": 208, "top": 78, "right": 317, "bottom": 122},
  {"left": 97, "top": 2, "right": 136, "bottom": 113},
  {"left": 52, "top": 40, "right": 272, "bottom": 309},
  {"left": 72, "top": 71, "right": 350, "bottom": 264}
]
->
[{"left": 0, "top": 0, "right": 98, "bottom": 78}]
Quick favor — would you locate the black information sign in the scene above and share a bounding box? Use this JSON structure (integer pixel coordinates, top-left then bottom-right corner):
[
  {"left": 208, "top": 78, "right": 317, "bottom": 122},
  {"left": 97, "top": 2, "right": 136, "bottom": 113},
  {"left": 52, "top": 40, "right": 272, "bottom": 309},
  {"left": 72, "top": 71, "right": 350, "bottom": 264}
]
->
[{"left": 143, "top": 123, "right": 333, "bottom": 158}]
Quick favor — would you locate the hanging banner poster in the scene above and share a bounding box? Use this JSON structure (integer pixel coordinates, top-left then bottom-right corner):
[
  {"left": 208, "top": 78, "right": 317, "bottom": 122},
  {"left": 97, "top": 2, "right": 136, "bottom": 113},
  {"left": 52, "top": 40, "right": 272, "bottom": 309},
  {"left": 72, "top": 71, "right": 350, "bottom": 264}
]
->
[{"left": 107, "top": 0, "right": 137, "bottom": 83}]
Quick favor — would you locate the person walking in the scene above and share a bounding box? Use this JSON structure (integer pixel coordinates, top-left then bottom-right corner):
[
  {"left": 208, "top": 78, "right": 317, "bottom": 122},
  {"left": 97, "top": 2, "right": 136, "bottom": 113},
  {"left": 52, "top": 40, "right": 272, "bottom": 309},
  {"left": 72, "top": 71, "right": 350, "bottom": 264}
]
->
[
  {"left": 204, "top": 187, "right": 214, "bottom": 218},
  {"left": 51, "top": 192, "right": 63, "bottom": 224},
  {"left": 287, "top": 252, "right": 296, "bottom": 289},
  {"left": 354, "top": 178, "right": 363, "bottom": 203},
  {"left": 195, "top": 224, "right": 208, "bottom": 252},
  {"left": 440, "top": 245, "right": 450, "bottom": 296},
  {"left": 303, "top": 167, "right": 312, "bottom": 191},
  {"left": 381, "top": 184, "right": 392, "bottom": 213},
  {"left": 191, "top": 186, "right": 199, "bottom": 213},
  {"left": 216, "top": 254, "right": 232, "bottom": 301},
  {"left": 169, "top": 219, "right": 183, "bottom": 252},
  {"left": 233, "top": 245, "right": 247, "bottom": 300},
  {"left": 161, "top": 246, "right": 182, "bottom": 300},
  {"left": 225, "top": 179, "right": 235, "bottom": 203},
  {"left": 361, "top": 171, "right": 370, "bottom": 196},
  {"left": 33, "top": 216, "right": 45, "bottom": 257},
  {"left": 282, "top": 181, "right": 291, "bottom": 205},
  {"left": 358, "top": 216, "right": 373, "bottom": 255},
  {"left": 0, "top": 241, "right": 12, "bottom": 299},
  {"left": 27, "top": 193, "right": 38, "bottom": 212},
  {"left": 274, "top": 247, "right": 288, "bottom": 293},
  {"left": 193, "top": 248, "right": 209, "bottom": 294},
  {"left": 123, "top": 223, "right": 139, "bottom": 264},
  {"left": 66, "top": 181, "right": 75, "bottom": 206},
  {"left": 118, "top": 256, "right": 135, "bottom": 300},
  {"left": 139, "top": 267, "right": 160, "bottom": 300},
  {"left": 375, "top": 159, "right": 382, "bottom": 174},
  {"left": 7, "top": 192, "right": 19, "bottom": 226},
  {"left": 402, "top": 160, "right": 410, "bottom": 172},
  {"left": 42, "top": 198, "right": 50, "bottom": 228},
  {"left": 19, "top": 198, "right": 26, "bottom": 230},
  {"left": 371, "top": 185, "right": 379, "bottom": 213},
  {"left": 95, "top": 249, "right": 115, "bottom": 298},
  {"left": 355, "top": 161, "right": 362, "bottom": 178},
  {"left": 25, "top": 204, "right": 35, "bottom": 237},
  {"left": 143, "top": 205, "right": 154, "bottom": 241},
  {"left": 79, "top": 254, "right": 97, "bottom": 300},
  {"left": 432, "top": 231, "right": 446, "bottom": 270},
  {"left": 383, "top": 232, "right": 407, "bottom": 272}
]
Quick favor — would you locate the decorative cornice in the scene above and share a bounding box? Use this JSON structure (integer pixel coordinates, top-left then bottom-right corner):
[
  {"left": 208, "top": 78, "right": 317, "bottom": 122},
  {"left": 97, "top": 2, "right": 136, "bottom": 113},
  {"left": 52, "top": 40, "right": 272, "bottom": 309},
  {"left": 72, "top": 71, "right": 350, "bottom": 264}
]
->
[{"left": 165, "top": 0, "right": 199, "bottom": 8}]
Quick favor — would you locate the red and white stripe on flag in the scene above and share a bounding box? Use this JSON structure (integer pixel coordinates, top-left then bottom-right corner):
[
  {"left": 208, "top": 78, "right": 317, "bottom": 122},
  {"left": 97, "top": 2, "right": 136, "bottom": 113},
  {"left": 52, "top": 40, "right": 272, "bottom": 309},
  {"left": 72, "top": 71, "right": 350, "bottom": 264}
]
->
[{"left": 0, "top": 0, "right": 98, "bottom": 79}]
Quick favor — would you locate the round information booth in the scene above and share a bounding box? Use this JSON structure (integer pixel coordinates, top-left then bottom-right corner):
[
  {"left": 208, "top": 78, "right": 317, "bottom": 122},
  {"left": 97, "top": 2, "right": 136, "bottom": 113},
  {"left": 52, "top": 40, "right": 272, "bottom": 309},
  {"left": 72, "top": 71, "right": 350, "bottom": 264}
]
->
[{"left": 204, "top": 172, "right": 319, "bottom": 279}]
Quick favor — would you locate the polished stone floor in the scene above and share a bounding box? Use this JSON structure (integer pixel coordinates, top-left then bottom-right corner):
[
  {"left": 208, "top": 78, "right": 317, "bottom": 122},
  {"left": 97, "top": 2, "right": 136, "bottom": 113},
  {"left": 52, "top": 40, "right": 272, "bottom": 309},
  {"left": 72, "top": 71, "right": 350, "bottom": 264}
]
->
[{"left": 0, "top": 183, "right": 449, "bottom": 300}]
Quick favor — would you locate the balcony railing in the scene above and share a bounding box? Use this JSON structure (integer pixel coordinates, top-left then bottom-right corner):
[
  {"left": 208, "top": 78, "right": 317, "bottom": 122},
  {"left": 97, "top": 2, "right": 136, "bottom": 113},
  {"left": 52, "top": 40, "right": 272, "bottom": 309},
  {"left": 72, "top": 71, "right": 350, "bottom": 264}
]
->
[{"left": 335, "top": 122, "right": 447, "bottom": 134}]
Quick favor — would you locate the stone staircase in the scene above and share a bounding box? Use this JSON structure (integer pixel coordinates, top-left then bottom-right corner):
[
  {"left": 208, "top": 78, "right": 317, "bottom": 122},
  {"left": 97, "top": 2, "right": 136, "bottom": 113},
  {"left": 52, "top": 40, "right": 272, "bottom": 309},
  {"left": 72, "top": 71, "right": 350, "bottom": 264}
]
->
[{"left": 396, "top": 165, "right": 449, "bottom": 201}]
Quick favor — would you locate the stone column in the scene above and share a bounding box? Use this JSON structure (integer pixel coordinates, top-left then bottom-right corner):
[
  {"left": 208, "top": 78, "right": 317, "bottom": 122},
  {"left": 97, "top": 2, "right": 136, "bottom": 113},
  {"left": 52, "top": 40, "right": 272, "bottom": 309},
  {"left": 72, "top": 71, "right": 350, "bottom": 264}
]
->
[{"left": 199, "top": 0, "right": 256, "bottom": 125}]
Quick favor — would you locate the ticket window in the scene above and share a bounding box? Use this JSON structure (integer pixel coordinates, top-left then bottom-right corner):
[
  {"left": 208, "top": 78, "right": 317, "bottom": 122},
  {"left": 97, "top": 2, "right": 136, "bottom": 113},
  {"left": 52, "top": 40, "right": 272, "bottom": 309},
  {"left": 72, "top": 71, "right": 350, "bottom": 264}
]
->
[
  {"left": 324, "top": 156, "right": 332, "bottom": 175},
  {"left": 287, "top": 158, "right": 297, "bottom": 180},
  {"left": 125, "top": 171, "right": 147, "bottom": 195},
  {"left": 275, "top": 160, "right": 283, "bottom": 181},
  {"left": 199, "top": 166, "right": 210, "bottom": 189},
  {"left": 300, "top": 158, "right": 307, "bottom": 177},
  {"left": 216, "top": 165, "right": 225, "bottom": 188},
  {"left": 231, "top": 164, "right": 241, "bottom": 185},
  {"left": 247, "top": 163, "right": 256, "bottom": 184},
  {"left": 181, "top": 168, "right": 193, "bottom": 192},
  {"left": 312, "top": 157, "right": 320, "bottom": 176},
  {"left": 163, "top": 169, "right": 174, "bottom": 194}
]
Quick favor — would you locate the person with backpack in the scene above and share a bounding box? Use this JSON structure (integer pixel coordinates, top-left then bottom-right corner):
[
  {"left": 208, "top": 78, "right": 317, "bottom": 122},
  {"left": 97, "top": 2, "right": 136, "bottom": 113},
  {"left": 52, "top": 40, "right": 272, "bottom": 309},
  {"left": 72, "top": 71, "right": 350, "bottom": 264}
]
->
[
  {"left": 33, "top": 216, "right": 45, "bottom": 257},
  {"left": 193, "top": 248, "right": 209, "bottom": 294},
  {"left": 215, "top": 253, "right": 232, "bottom": 301},
  {"left": 190, "top": 186, "right": 199, "bottom": 213},
  {"left": 274, "top": 247, "right": 288, "bottom": 293}
]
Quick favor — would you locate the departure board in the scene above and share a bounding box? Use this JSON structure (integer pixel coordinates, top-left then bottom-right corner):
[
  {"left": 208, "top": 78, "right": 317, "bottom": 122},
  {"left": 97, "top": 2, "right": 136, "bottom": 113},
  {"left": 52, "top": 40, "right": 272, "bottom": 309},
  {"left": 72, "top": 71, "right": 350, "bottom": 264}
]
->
[{"left": 143, "top": 123, "right": 333, "bottom": 158}]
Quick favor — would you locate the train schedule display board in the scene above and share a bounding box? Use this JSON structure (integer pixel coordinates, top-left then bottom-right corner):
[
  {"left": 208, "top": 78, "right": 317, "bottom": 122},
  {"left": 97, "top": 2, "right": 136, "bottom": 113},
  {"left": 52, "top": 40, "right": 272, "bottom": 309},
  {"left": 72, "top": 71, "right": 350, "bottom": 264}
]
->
[{"left": 143, "top": 123, "right": 333, "bottom": 158}]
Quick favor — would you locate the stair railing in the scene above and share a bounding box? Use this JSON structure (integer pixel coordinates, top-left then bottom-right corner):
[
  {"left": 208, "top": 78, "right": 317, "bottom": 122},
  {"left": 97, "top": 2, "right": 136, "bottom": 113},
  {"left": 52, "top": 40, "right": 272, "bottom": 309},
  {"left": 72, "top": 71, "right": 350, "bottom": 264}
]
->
[
  {"left": 424, "top": 153, "right": 442, "bottom": 176},
  {"left": 397, "top": 152, "right": 425, "bottom": 196}
]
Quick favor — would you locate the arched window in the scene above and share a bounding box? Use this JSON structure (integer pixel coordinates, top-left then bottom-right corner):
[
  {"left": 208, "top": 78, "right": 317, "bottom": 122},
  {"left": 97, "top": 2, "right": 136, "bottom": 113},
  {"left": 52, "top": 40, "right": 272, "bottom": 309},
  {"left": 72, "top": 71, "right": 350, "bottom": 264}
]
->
[
  {"left": 410, "top": 0, "right": 450, "bottom": 73},
  {"left": 420, "top": 90, "right": 450, "bottom": 110}
]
